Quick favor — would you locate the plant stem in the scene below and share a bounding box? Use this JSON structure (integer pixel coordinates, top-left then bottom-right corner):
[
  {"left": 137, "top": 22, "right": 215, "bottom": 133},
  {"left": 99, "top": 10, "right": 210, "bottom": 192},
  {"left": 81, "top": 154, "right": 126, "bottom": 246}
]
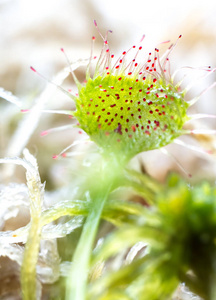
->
[
  {"left": 21, "top": 216, "right": 41, "bottom": 300},
  {"left": 66, "top": 183, "right": 111, "bottom": 300},
  {"left": 20, "top": 150, "right": 44, "bottom": 300}
]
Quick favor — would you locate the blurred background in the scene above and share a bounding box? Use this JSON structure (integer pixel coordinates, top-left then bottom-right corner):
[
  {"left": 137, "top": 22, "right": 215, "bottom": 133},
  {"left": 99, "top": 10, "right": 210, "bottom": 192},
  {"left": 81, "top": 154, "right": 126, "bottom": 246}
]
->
[
  {"left": 0, "top": 0, "right": 216, "bottom": 179},
  {"left": 0, "top": 1, "right": 216, "bottom": 299},
  {"left": 1, "top": 0, "right": 216, "bottom": 92},
  {"left": 0, "top": 0, "right": 216, "bottom": 183}
]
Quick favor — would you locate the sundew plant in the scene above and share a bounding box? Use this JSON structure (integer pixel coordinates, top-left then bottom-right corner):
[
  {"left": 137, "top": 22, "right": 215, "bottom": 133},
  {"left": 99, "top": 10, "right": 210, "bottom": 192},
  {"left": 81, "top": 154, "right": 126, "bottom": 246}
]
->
[{"left": 1, "top": 21, "right": 216, "bottom": 300}]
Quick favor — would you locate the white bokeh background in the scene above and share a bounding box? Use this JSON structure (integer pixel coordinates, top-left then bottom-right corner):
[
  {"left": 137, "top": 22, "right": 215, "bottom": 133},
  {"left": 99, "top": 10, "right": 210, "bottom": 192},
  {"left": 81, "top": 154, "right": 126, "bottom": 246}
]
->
[
  {"left": 0, "top": 2, "right": 216, "bottom": 298},
  {"left": 0, "top": 0, "right": 216, "bottom": 181},
  {"left": 1, "top": 0, "right": 216, "bottom": 92}
]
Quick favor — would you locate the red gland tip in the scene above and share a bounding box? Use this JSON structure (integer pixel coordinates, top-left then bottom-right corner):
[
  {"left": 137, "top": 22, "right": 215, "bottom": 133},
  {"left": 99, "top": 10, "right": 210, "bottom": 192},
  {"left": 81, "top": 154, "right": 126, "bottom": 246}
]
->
[
  {"left": 40, "top": 131, "right": 48, "bottom": 137},
  {"left": 131, "top": 125, "right": 136, "bottom": 132},
  {"left": 52, "top": 155, "right": 58, "bottom": 160},
  {"left": 30, "top": 66, "right": 36, "bottom": 72},
  {"left": 60, "top": 48, "right": 65, "bottom": 52},
  {"left": 179, "top": 34, "right": 182, "bottom": 38},
  {"left": 21, "top": 109, "right": 29, "bottom": 113},
  {"left": 61, "top": 153, "right": 67, "bottom": 158},
  {"left": 140, "top": 34, "right": 145, "bottom": 42},
  {"left": 207, "top": 150, "right": 213, "bottom": 154}
]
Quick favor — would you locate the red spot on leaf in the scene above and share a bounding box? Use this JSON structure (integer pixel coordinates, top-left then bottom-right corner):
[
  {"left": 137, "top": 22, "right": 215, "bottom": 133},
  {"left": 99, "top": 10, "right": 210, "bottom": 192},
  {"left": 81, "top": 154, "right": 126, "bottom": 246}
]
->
[{"left": 131, "top": 125, "right": 136, "bottom": 132}]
